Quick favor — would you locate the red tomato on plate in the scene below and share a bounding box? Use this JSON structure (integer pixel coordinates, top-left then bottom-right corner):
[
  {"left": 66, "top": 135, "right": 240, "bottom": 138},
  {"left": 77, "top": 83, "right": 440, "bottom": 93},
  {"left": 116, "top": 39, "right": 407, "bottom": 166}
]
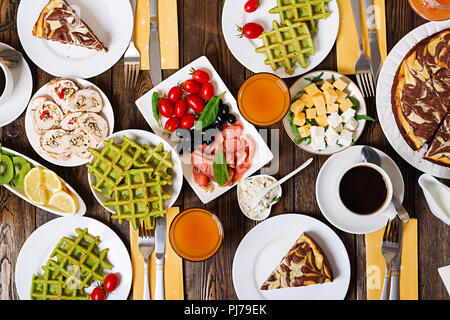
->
[
  {"left": 168, "top": 86, "right": 183, "bottom": 102},
  {"left": 201, "top": 82, "right": 214, "bottom": 101},
  {"left": 180, "top": 114, "right": 197, "bottom": 129},
  {"left": 158, "top": 98, "right": 174, "bottom": 118},
  {"left": 91, "top": 287, "right": 106, "bottom": 300},
  {"left": 186, "top": 94, "right": 205, "bottom": 113},
  {"left": 237, "top": 23, "right": 264, "bottom": 39},
  {"left": 103, "top": 273, "right": 119, "bottom": 293},
  {"left": 191, "top": 69, "right": 210, "bottom": 84},
  {"left": 244, "top": 0, "right": 259, "bottom": 13},
  {"left": 174, "top": 100, "right": 189, "bottom": 118},
  {"left": 165, "top": 116, "right": 180, "bottom": 132},
  {"left": 183, "top": 79, "right": 201, "bottom": 94}
]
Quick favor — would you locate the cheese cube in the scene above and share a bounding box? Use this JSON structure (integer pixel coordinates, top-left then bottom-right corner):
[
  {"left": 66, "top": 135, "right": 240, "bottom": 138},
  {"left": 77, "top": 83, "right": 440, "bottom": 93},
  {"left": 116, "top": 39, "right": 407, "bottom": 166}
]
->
[
  {"left": 341, "top": 108, "right": 356, "bottom": 123},
  {"left": 300, "top": 94, "right": 314, "bottom": 108},
  {"left": 344, "top": 117, "right": 359, "bottom": 131},
  {"left": 339, "top": 98, "right": 354, "bottom": 112},
  {"left": 327, "top": 103, "right": 339, "bottom": 114},
  {"left": 304, "top": 83, "right": 321, "bottom": 97},
  {"left": 332, "top": 122, "right": 344, "bottom": 133},
  {"left": 312, "top": 94, "right": 326, "bottom": 111},
  {"left": 338, "top": 130, "right": 354, "bottom": 147},
  {"left": 327, "top": 112, "right": 342, "bottom": 128},
  {"left": 333, "top": 78, "right": 348, "bottom": 91},
  {"left": 311, "top": 138, "right": 326, "bottom": 151},
  {"left": 310, "top": 126, "right": 325, "bottom": 139},
  {"left": 324, "top": 88, "right": 338, "bottom": 105},
  {"left": 298, "top": 124, "right": 312, "bottom": 138},
  {"left": 290, "top": 99, "right": 306, "bottom": 114},
  {"left": 321, "top": 80, "right": 334, "bottom": 91},
  {"left": 325, "top": 127, "right": 339, "bottom": 145},
  {"left": 293, "top": 112, "right": 306, "bottom": 127},
  {"left": 315, "top": 114, "right": 329, "bottom": 127},
  {"left": 316, "top": 103, "right": 327, "bottom": 117},
  {"left": 306, "top": 108, "right": 317, "bottom": 119},
  {"left": 336, "top": 90, "right": 348, "bottom": 104}
]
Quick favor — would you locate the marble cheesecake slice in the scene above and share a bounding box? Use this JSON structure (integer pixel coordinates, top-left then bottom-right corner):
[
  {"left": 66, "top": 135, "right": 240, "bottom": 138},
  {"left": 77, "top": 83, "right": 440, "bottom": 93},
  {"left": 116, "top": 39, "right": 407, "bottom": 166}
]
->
[
  {"left": 424, "top": 114, "right": 450, "bottom": 167},
  {"left": 260, "top": 233, "right": 333, "bottom": 290},
  {"left": 33, "top": 0, "right": 107, "bottom": 52}
]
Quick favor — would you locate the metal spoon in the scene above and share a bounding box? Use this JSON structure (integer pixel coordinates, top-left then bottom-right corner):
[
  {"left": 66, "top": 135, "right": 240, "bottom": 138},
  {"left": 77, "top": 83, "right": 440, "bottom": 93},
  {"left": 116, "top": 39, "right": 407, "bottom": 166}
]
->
[
  {"left": 361, "top": 146, "right": 410, "bottom": 222},
  {"left": 0, "top": 49, "right": 22, "bottom": 68}
]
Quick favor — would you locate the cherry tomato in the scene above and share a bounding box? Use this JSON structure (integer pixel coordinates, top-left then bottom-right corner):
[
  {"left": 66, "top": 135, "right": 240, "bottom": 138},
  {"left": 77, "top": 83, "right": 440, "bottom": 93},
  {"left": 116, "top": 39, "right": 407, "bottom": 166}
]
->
[
  {"left": 237, "top": 23, "right": 264, "bottom": 39},
  {"left": 180, "top": 114, "right": 197, "bottom": 129},
  {"left": 182, "top": 79, "right": 201, "bottom": 94},
  {"left": 201, "top": 82, "right": 214, "bottom": 101},
  {"left": 186, "top": 94, "right": 205, "bottom": 113},
  {"left": 168, "top": 86, "right": 183, "bottom": 102},
  {"left": 103, "top": 273, "right": 119, "bottom": 293},
  {"left": 244, "top": 0, "right": 259, "bottom": 13},
  {"left": 190, "top": 69, "right": 210, "bottom": 84},
  {"left": 91, "top": 287, "right": 106, "bottom": 300},
  {"left": 174, "top": 100, "right": 189, "bottom": 118},
  {"left": 165, "top": 116, "right": 180, "bottom": 132},
  {"left": 158, "top": 98, "right": 174, "bottom": 118}
]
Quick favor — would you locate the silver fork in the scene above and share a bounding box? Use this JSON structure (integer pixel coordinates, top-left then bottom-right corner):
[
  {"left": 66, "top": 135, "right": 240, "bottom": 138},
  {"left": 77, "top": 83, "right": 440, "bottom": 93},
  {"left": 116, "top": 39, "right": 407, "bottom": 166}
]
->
[
  {"left": 124, "top": 0, "right": 140, "bottom": 88},
  {"left": 380, "top": 217, "right": 401, "bottom": 300},
  {"left": 138, "top": 222, "right": 155, "bottom": 300},
  {"left": 350, "top": 0, "right": 375, "bottom": 97}
]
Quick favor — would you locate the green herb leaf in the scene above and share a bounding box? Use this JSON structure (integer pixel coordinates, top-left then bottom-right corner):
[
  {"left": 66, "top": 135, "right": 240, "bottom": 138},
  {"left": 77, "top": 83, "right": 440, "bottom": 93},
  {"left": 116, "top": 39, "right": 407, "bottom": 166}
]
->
[
  {"left": 195, "top": 92, "right": 226, "bottom": 130},
  {"left": 331, "top": 74, "right": 336, "bottom": 83},
  {"left": 213, "top": 146, "right": 229, "bottom": 186},
  {"left": 151, "top": 92, "right": 160, "bottom": 127},
  {"left": 305, "top": 72, "right": 324, "bottom": 83},
  {"left": 355, "top": 114, "right": 375, "bottom": 121},
  {"left": 348, "top": 96, "right": 360, "bottom": 109},
  {"left": 288, "top": 112, "right": 303, "bottom": 143}
]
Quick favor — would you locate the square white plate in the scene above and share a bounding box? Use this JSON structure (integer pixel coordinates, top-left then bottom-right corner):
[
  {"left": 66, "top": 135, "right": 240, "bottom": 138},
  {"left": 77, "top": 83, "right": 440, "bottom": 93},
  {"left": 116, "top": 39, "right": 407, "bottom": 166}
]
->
[{"left": 135, "top": 56, "right": 274, "bottom": 203}]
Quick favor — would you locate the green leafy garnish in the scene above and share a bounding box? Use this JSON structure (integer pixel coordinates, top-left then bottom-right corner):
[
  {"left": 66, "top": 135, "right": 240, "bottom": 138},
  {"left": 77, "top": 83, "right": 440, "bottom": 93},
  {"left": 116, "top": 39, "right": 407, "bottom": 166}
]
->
[
  {"left": 195, "top": 92, "right": 226, "bottom": 130},
  {"left": 213, "top": 146, "right": 229, "bottom": 186},
  {"left": 348, "top": 96, "right": 360, "bottom": 110},
  {"left": 304, "top": 72, "right": 324, "bottom": 83},
  {"left": 151, "top": 92, "right": 160, "bottom": 126},
  {"left": 355, "top": 114, "right": 375, "bottom": 121}
]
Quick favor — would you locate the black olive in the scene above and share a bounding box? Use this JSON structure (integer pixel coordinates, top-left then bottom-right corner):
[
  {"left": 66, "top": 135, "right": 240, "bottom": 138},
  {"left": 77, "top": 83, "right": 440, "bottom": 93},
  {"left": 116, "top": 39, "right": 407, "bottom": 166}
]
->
[
  {"left": 226, "top": 113, "right": 237, "bottom": 124},
  {"left": 221, "top": 103, "right": 229, "bottom": 115},
  {"left": 216, "top": 114, "right": 224, "bottom": 124}
]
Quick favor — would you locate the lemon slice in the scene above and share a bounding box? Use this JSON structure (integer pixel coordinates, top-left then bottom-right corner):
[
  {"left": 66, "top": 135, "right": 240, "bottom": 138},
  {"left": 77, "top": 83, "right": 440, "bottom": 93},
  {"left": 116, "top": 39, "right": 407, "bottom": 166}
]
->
[
  {"left": 41, "top": 168, "right": 63, "bottom": 193},
  {"left": 49, "top": 191, "right": 78, "bottom": 214},
  {"left": 24, "top": 167, "right": 48, "bottom": 205}
]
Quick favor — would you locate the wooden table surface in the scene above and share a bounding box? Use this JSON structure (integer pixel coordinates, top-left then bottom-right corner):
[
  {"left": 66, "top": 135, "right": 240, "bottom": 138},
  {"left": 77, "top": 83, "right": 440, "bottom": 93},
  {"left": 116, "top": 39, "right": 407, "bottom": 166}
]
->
[{"left": 1, "top": 0, "right": 449, "bottom": 300}]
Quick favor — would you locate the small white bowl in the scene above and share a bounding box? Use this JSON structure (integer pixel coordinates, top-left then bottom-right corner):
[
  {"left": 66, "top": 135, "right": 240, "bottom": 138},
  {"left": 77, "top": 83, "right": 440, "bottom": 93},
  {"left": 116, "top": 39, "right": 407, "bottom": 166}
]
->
[{"left": 237, "top": 174, "right": 282, "bottom": 221}]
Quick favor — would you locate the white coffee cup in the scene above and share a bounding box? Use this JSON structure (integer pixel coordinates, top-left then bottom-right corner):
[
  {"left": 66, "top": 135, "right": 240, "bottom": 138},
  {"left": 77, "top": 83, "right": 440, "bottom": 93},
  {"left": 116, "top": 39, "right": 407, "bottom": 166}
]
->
[
  {"left": 0, "top": 60, "right": 14, "bottom": 106},
  {"left": 336, "top": 162, "right": 396, "bottom": 220}
]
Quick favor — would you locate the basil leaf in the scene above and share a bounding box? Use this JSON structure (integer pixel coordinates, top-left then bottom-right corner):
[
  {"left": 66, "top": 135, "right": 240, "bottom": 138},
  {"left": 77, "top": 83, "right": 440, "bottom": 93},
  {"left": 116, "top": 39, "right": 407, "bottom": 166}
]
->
[
  {"left": 213, "top": 146, "right": 229, "bottom": 186},
  {"left": 355, "top": 114, "right": 375, "bottom": 121},
  {"left": 151, "top": 92, "right": 160, "bottom": 126},
  {"left": 195, "top": 92, "right": 226, "bottom": 130}
]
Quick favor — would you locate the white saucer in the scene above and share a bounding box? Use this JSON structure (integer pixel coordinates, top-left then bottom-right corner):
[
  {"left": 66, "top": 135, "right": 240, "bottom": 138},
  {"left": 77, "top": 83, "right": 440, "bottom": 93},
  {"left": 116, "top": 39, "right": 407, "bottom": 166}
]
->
[
  {"left": 232, "top": 213, "right": 350, "bottom": 300},
  {"left": 0, "top": 43, "right": 33, "bottom": 127},
  {"left": 316, "top": 145, "right": 405, "bottom": 234}
]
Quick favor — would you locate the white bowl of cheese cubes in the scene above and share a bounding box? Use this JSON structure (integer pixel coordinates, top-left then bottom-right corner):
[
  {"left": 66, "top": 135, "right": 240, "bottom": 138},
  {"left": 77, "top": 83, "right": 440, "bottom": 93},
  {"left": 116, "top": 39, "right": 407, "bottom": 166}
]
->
[{"left": 283, "top": 70, "right": 368, "bottom": 155}]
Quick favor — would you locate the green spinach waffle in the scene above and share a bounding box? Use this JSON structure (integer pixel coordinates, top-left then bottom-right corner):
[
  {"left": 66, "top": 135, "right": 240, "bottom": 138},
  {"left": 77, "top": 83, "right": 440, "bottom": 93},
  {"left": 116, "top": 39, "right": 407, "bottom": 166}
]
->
[
  {"left": 255, "top": 20, "right": 315, "bottom": 74},
  {"left": 269, "top": 0, "right": 331, "bottom": 34},
  {"left": 30, "top": 228, "right": 112, "bottom": 300}
]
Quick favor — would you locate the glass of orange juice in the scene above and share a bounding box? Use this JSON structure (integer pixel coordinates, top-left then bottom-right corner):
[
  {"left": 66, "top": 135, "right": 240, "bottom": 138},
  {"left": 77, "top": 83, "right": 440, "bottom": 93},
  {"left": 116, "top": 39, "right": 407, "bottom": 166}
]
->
[
  {"left": 408, "top": 0, "right": 450, "bottom": 21},
  {"left": 238, "top": 73, "right": 290, "bottom": 126},
  {"left": 169, "top": 208, "right": 223, "bottom": 262}
]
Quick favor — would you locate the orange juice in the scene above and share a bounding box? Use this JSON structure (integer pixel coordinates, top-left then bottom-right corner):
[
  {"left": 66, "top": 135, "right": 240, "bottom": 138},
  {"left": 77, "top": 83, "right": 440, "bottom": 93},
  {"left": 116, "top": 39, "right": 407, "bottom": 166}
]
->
[
  {"left": 238, "top": 73, "right": 290, "bottom": 126},
  {"left": 408, "top": 0, "right": 450, "bottom": 21},
  {"left": 169, "top": 208, "right": 223, "bottom": 261}
]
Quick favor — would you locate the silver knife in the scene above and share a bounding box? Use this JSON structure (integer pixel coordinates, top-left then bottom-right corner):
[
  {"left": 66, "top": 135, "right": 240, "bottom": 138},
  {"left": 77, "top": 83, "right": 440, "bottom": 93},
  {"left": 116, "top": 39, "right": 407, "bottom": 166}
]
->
[
  {"left": 362, "top": 0, "right": 383, "bottom": 83},
  {"left": 389, "top": 220, "right": 403, "bottom": 300},
  {"left": 392, "top": 197, "right": 410, "bottom": 223},
  {"left": 149, "top": 0, "right": 162, "bottom": 86},
  {"left": 154, "top": 215, "right": 166, "bottom": 300}
]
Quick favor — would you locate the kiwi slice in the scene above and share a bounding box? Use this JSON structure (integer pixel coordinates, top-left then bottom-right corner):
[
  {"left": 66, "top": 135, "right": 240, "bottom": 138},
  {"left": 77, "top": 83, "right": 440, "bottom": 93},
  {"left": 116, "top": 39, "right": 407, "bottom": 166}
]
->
[
  {"left": 11, "top": 156, "right": 30, "bottom": 187},
  {"left": 18, "top": 163, "right": 32, "bottom": 187},
  {"left": 0, "top": 155, "right": 14, "bottom": 185}
]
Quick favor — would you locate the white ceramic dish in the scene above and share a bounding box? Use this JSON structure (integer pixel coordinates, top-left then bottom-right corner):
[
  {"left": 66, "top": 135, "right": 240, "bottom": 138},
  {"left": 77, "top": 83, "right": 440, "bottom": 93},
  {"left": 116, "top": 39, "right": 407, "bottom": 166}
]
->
[
  {"left": 418, "top": 174, "right": 450, "bottom": 226},
  {"left": 376, "top": 20, "right": 450, "bottom": 179},
  {"left": 15, "top": 216, "right": 132, "bottom": 300},
  {"left": 1, "top": 146, "right": 86, "bottom": 217},
  {"left": 237, "top": 174, "right": 282, "bottom": 221},
  {"left": 16, "top": 0, "right": 133, "bottom": 78},
  {"left": 316, "top": 145, "right": 405, "bottom": 234},
  {"left": 87, "top": 129, "right": 183, "bottom": 214},
  {"left": 25, "top": 77, "right": 115, "bottom": 167},
  {"left": 283, "top": 70, "right": 367, "bottom": 155},
  {"left": 232, "top": 213, "right": 350, "bottom": 300},
  {"left": 221, "top": 0, "right": 339, "bottom": 78},
  {"left": 0, "top": 42, "right": 33, "bottom": 127},
  {"left": 135, "top": 56, "right": 274, "bottom": 204}
]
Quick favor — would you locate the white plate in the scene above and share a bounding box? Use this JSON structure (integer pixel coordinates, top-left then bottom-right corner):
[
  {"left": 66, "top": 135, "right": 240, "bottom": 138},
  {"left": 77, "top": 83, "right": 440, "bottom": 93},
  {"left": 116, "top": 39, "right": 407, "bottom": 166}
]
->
[
  {"left": 25, "top": 77, "right": 115, "bottom": 167},
  {"left": 316, "top": 145, "right": 405, "bottom": 234},
  {"left": 221, "top": 0, "right": 339, "bottom": 78},
  {"left": 1, "top": 146, "right": 86, "bottom": 217},
  {"left": 15, "top": 216, "right": 132, "bottom": 300},
  {"left": 0, "top": 43, "right": 33, "bottom": 127},
  {"left": 16, "top": 0, "right": 133, "bottom": 78},
  {"left": 376, "top": 20, "right": 450, "bottom": 179},
  {"left": 283, "top": 70, "right": 367, "bottom": 155},
  {"left": 135, "top": 56, "right": 274, "bottom": 204},
  {"left": 87, "top": 129, "right": 183, "bottom": 214},
  {"left": 232, "top": 213, "right": 350, "bottom": 300}
]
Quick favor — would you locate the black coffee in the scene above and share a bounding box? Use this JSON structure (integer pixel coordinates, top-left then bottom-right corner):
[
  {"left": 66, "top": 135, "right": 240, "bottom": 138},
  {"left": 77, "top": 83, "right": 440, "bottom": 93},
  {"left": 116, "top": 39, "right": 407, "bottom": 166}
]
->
[
  {"left": 339, "top": 165, "right": 388, "bottom": 215},
  {"left": 0, "top": 68, "right": 5, "bottom": 97}
]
